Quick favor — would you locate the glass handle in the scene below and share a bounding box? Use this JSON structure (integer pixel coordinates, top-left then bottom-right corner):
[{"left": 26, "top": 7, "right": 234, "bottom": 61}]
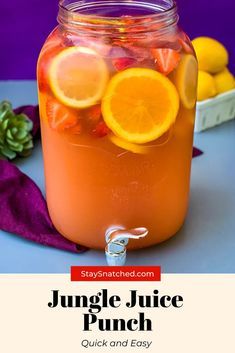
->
[{"left": 105, "top": 226, "right": 148, "bottom": 266}]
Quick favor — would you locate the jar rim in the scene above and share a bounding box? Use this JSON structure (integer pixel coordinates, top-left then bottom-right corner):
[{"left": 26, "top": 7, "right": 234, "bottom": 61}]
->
[{"left": 58, "top": 0, "right": 178, "bottom": 33}]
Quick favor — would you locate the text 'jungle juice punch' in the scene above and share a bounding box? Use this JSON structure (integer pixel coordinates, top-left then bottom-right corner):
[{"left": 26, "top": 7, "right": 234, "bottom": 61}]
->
[{"left": 37, "top": 0, "right": 198, "bottom": 255}]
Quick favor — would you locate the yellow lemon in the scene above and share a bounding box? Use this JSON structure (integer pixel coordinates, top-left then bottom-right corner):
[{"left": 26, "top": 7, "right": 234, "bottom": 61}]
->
[
  {"left": 214, "top": 68, "right": 235, "bottom": 94},
  {"left": 192, "top": 37, "right": 228, "bottom": 74},
  {"left": 197, "top": 71, "right": 217, "bottom": 101}
]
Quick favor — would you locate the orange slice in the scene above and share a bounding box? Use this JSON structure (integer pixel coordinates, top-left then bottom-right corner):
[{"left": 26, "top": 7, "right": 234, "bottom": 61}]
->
[
  {"left": 49, "top": 46, "right": 109, "bottom": 108},
  {"left": 102, "top": 68, "right": 179, "bottom": 144},
  {"left": 174, "top": 54, "right": 198, "bottom": 109},
  {"left": 109, "top": 134, "right": 148, "bottom": 154}
]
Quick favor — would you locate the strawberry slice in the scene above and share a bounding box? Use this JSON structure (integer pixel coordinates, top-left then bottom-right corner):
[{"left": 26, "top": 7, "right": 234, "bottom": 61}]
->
[
  {"left": 46, "top": 98, "right": 79, "bottom": 132},
  {"left": 92, "top": 121, "right": 110, "bottom": 138},
  {"left": 86, "top": 105, "right": 102, "bottom": 123},
  {"left": 151, "top": 48, "right": 181, "bottom": 75},
  {"left": 68, "top": 123, "right": 82, "bottom": 135},
  {"left": 112, "top": 57, "right": 136, "bottom": 71},
  {"left": 38, "top": 67, "right": 49, "bottom": 93},
  {"left": 38, "top": 46, "right": 62, "bottom": 93},
  {"left": 178, "top": 38, "right": 194, "bottom": 54}
]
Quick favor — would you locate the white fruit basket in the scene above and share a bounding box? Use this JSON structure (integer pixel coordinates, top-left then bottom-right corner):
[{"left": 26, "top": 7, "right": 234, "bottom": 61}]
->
[{"left": 195, "top": 89, "right": 235, "bottom": 132}]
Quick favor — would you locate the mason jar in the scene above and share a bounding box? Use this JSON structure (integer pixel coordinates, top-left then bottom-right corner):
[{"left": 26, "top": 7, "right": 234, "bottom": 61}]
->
[{"left": 37, "top": 0, "right": 198, "bottom": 250}]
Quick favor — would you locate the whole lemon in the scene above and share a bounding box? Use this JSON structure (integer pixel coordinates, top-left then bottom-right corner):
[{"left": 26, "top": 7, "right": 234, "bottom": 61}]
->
[
  {"left": 214, "top": 68, "right": 235, "bottom": 94},
  {"left": 197, "top": 71, "right": 217, "bottom": 101},
  {"left": 192, "top": 37, "right": 228, "bottom": 74}
]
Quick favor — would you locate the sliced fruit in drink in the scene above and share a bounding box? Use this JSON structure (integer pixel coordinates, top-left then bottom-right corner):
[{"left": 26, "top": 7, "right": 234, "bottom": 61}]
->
[
  {"left": 46, "top": 98, "right": 80, "bottom": 132},
  {"left": 174, "top": 54, "right": 198, "bottom": 109},
  {"left": 38, "top": 45, "right": 63, "bottom": 93},
  {"left": 92, "top": 121, "right": 110, "bottom": 138},
  {"left": 151, "top": 48, "right": 181, "bottom": 75},
  {"left": 112, "top": 57, "right": 136, "bottom": 71},
  {"left": 109, "top": 134, "right": 148, "bottom": 154},
  {"left": 86, "top": 105, "right": 102, "bottom": 123},
  {"left": 49, "top": 46, "right": 109, "bottom": 108},
  {"left": 68, "top": 124, "right": 82, "bottom": 135},
  {"left": 178, "top": 37, "right": 194, "bottom": 54},
  {"left": 102, "top": 68, "right": 179, "bottom": 144}
]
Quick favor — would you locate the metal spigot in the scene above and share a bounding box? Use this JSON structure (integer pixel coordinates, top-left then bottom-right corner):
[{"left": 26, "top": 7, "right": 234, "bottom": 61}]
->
[{"left": 105, "top": 226, "right": 148, "bottom": 266}]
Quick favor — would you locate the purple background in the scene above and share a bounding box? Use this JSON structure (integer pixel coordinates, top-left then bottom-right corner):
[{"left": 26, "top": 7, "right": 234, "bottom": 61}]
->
[{"left": 0, "top": 0, "right": 234, "bottom": 79}]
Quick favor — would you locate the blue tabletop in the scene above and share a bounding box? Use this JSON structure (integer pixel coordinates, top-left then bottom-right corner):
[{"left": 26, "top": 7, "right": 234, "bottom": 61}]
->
[{"left": 0, "top": 81, "right": 235, "bottom": 273}]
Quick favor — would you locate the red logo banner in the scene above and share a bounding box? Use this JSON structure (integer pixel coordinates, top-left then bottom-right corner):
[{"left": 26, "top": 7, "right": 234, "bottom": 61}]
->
[{"left": 71, "top": 266, "right": 161, "bottom": 282}]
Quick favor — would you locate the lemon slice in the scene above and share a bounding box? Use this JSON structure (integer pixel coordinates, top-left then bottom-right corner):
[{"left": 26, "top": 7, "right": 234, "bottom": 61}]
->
[
  {"left": 174, "top": 54, "right": 198, "bottom": 109},
  {"left": 102, "top": 68, "right": 179, "bottom": 144},
  {"left": 49, "top": 46, "right": 109, "bottom": 108}
]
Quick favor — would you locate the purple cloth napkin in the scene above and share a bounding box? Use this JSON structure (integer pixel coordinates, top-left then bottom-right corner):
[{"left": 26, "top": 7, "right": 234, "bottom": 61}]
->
[
  {"left": 193, "top": 147, "right": 203, "bottom": 158},
  {"left": 0, "top": 159, "right": 87, "bottom": 253},
  {"left": 0, "top": 105, "right": 203, "bottom": 253}
]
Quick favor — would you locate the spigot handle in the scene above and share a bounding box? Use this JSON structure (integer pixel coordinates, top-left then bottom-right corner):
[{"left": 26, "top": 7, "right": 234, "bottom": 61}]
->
[{"left": 105, "top": 226, "right": 148, "bottom": 266}]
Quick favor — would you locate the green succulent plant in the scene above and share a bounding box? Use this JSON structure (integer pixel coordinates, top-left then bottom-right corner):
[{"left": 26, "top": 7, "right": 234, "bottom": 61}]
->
[{"left": 0, "top": 101, "right": 34, "bottom": 160}]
